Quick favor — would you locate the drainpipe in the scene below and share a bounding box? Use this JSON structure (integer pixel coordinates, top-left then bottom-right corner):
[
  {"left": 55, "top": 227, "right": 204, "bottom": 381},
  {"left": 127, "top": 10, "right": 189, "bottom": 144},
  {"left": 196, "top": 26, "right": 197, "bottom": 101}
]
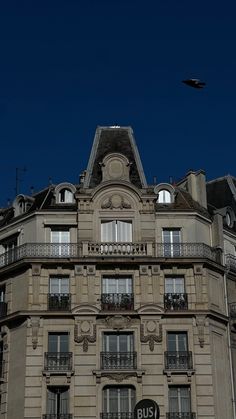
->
[{"left": 224, "top": 255, "right": 236, "bottom": 419}]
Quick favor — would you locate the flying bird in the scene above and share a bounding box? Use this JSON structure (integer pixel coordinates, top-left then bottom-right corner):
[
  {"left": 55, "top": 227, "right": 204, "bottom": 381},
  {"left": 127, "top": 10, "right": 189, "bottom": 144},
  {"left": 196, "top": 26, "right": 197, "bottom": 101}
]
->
[{"left": 182, "top": 79, "right": 206, "bottom": 89}]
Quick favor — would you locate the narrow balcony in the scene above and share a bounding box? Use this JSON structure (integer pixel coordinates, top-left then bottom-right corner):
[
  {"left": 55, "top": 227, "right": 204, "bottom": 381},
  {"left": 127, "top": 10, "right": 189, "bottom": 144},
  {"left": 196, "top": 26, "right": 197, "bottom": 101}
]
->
[
  {"left": 101, "top": 413, "right": 134, "bottom": 419},
  {"left": 101, "top": 293, "right": 134, "bottom": 311},
  {"left": 164, "top": 293, "right": 188, "bottom": 311},
  {"left": 44, "top": 352, "right": 72, "bottom": 372},
  {"left": 166, "top": 413, "right": 196, "bottom": 419},
  {"left": 0, "top": 242, "right": 221, "bottom": 268},
  {"left": 101, "top": 352, "right": 137, "bottom": 370},
  {"left": 0, "top": 302, "right": 7, "bottom": 317},
  {"left": 48, "top": 293, "right": 71, "bottom": 311},
  {"left": 42, "top": 415, "right": 72, "bottom": 419},
  {"left": 164, "top": 351, "right": 193, "bottom": 370}
]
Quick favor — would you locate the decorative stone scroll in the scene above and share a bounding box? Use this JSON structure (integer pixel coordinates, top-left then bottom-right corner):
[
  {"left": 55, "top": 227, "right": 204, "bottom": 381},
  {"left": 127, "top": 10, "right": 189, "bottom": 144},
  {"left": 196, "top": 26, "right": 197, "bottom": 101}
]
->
[
  {"left": 140, "top": 321, "right": 162, "bottom": 351},
  {"left": 30, "top": 317, "right": 40, "bottom": 350},
  {"left": 74, "top": 321, "right": 96, "bottom": 352}
]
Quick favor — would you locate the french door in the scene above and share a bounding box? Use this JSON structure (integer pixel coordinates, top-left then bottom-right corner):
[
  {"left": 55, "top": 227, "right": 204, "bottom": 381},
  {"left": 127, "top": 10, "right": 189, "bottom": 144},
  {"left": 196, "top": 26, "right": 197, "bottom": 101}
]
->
[
  {"left": 103, "top": 386, "right": 135, "bottom": 414},
  {"left": 46, "top": 386, "right": 69, "bottom": 416},
  {"left": 51, "top": 229, "right": 70, "bottom": 256},
  {"left": 163, "top": 229, "right": 181, "bottom": 257}
]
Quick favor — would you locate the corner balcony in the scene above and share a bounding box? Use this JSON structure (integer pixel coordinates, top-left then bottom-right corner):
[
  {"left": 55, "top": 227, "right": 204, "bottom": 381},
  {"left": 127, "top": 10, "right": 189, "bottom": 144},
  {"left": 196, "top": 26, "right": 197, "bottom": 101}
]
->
[
  {"left": 101, "top": 293, "right": 134, "bottom": 311},
  {"left": 101, "top": 352, "right": 137, "bottom": 370},
  {"left": 44, "top": 352, "right": 73, "bottom": 372},
  {"left": 0, "top": 242, "right": 222, "bottom": 268},
  {"left": 166, "top": 413, "right": 196, "bottom": 419},
  {"left": 48, "top": 293, "right": 71, "bottom": 311},
  {"left": 42, "top": 415, "right": 72, "bottom": 419},
  {"left": 164, "top": 293, "right": 188, "bottom": 311},
  {"left": 164, "top": 351, "right": 193, "bottom": 370}
]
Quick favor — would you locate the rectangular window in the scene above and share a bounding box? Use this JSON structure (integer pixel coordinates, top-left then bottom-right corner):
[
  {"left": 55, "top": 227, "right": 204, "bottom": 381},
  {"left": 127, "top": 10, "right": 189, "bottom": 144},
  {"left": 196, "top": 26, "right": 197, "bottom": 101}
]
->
[
  {"left": 46, "top": 333, "right": 70, "bottom": 371},
  {"left": 164, "top": 276, "right": 187, "bottom": 310},
  {"left": 103, "top": 386, "right": 135, "bottom": 414},
  {"left": 102, "top": 333, "right": 135, "bottom": 369},
  {"left": 48, "top": 277, "right": 70, "bottom": 311},
  {"left": 167, "top": 332, "right": 188, "bottom": 352},
  {"left": 169, "top": 386, "right": 191, "bottom": 414},
  {"left": 165, "top": 276, "right": 185, "bottom": 294},
  {"left": 49, "top": 277, "right": 69, "bottom": 294},
  {"left": 104, "top": 333, "right": 134, "bottom": 352},
  {"left": 46, "top": 386, "right": 69, "bottom": 415},
  {"left": 0, "top": 235, "right": 18, "bottom": 266},
  {"left": 50, "top": 228, "right": 70, "bottom": 256},
  {"left": 101, "top": 276, "right": 134, "bottom": 310},
  {"left": 48, "top": 332, "right": 69, "bottom": 353},
  {"left": 163, "top": 229, "right": 181, "bottom": 257},
  {"left": 101, "top": 220, "right": 132, "bottom": 242}
]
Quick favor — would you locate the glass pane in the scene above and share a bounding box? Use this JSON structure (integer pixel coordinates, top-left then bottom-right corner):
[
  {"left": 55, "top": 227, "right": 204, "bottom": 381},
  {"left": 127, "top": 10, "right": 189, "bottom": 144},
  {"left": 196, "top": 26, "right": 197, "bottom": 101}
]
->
[
  {"left": 61, "top": 231, "right": 70, "bottom": 243},
  {"left": 174, "top": 277, "right": 184, "bottom": 293},
  {"left": 120, "top": 388, "right": 129, "bottom": 412},
  {"left": 50, "top": 278, "right": 59, "bottom": 293},
  {"left": 60, "top": 334, "right": 69, "bottom": 352},
  {"left": 60, "top": 389, "right": 69, "bottom": 414},
  {"left": 109, "top": 388, "right": 119, "bottom": 412},
  {"left": 172, "top": 230, "right": 181, "bottom": 243},
  {"left": 169, "top": 387, "right": 179, "bottom": 412},
  {"left": 117, "top": 221, "right": 132, "bottom": 242},
  {"left": 60, "top": 277, "right": 69, "bottom": 293},
  {"left": 105, "top": 278, "right": 117, "bottom": 293},
  {"left": 51, "top": 231, "right": 60, "bottom": 243},
  {"left": 167, "top": 333, "right": 177, "bottom": 351},
  {"left": 48, "top": 334, "right": 58, "bottom": 352},
  {"left": 178, "top": 333, "right": 187, "bottom": 351},
  {"left": 180, "top": 387, "right": 190, "bottom": 412},
  {"left": 101, "top": 221, "right": 115, "bottom": 242},
  {"left": 163, "top": 230, "right": 171, "bottom": 243},
  {"left": 165, "top": 278, "right": 174, "bottom": 293},
  {"left": 47, "top": 389, "right": 57, "bottom": 414}
]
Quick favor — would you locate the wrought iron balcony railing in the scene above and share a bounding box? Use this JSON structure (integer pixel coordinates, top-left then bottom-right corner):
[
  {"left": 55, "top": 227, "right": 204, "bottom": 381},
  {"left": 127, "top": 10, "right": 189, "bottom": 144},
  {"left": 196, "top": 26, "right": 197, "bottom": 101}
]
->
[
  {"left": 42, "top": 415, "right": 72, "bottom": 419},
  {"left": 101, "top": 413, "right": 134, "bottom": 419},
  {"left": 164, "top": 293, "right": 188, "bottom": 311},
  {"left": 166, "top": 413, "right": 196, "bottom": 419},
  {"left": 48, "top": 293, "right": 71, "bottom": 311},
  {"left": 0, "top": 302, "right": 7, "bottom": 317},
  {"left": 164, "top": 351, "right": 193, "bottom": 370},
  {"left": 44, "top": 352, "right": 72, "bottom": 371},
  {"left": 101, "top": 352, "right": 137, "bottom": 370},
  {"left": 101, "top": 293, "right": 134, "bottom": 311},
  {"left": 0, "top": 242, "right": 221, "bottom": 268}
]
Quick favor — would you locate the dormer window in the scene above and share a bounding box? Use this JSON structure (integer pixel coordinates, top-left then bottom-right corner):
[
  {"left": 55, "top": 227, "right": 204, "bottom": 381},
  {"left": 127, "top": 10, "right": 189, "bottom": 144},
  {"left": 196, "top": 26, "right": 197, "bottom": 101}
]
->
[
  {"left": 59, "top": 188, "right": 73, "bottom": 203},
  {"left": 13, "top": 194, "right": 34, "bottom": 217},
  {"left": 158, "top": 189, "right": 171, "bottom": 204},
  {"left": 55, "top": 183, "right": 76, "bottom": 204},
  {"left": 154, "top": 183, "right": 175, "bottom": 204}
]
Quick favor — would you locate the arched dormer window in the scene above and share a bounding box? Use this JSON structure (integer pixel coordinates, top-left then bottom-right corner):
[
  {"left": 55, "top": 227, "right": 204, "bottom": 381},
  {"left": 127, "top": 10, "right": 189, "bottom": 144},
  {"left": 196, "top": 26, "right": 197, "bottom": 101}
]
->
[
  {"left": 154, "top": 183, "right": 175, "bottom": 204},
  {"left": 13, "top": 194, "right": 34, "bottom": 217},
  {"left": 55, "top": 183, "right": 76, "bottom": 204}
]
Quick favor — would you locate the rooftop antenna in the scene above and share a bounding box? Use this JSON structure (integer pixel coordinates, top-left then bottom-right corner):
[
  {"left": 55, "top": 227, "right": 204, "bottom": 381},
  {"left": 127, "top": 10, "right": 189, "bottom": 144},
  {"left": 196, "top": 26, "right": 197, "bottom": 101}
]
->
[
  {"left": 15, "top": 167, "right": 27, "bottom": 196},
  {"left": 153, "top": 176, "right": 157, "bottom": 185}
]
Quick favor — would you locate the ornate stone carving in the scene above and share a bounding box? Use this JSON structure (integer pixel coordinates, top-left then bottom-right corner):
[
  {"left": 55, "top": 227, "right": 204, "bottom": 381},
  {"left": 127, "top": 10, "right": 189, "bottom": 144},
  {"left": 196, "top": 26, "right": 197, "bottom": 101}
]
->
[
  {"left": 74, "top": 323, "right": 96, "bottom": 352},
  {"left": 105, "top": 315, "right": 131, "bottom": 330},
  {"left": 101, "top": 194, "right": 131, "bottom": 210},
  {"left": 196, "top": 315, "right": 207, "bottom": 348},
  {"left": 100, "top": 153, "right": 131, "bottom": 182},
  {"left": 30, "top": 317, "right": 40, "bottom": 350},
  {"left": 103, "top": 372, "right": 137, "bottom": 382},
  {"left": 140, "top": 321, "right": 162, "bottom": 351}
]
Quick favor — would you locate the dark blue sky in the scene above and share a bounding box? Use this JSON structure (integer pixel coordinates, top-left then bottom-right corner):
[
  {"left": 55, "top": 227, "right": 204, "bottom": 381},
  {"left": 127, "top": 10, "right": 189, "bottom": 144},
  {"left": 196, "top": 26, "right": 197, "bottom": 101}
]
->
[{"left": 0, "top": 1, "right": 236, "bottom": 206}]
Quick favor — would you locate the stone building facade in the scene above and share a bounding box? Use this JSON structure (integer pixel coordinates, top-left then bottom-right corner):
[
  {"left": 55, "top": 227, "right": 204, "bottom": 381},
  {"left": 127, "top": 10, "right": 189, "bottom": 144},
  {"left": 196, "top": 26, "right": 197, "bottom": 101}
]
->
[{"left": 0, "top": 126, "right": 235, "bottom": 419}]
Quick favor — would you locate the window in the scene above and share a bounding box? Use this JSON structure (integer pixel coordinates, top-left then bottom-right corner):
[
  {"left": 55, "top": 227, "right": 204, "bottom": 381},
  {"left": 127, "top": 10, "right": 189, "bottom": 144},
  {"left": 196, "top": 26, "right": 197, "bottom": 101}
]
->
[
  {"left": 0, "top": 286, "right": 7, "bottom": 317},
  {"left": 101, "top": 220, "right": 132, "bottom": 242},
  {"left": 48, "top": 277, "right": 70, "bottom": 311},
  {"left": 163, "top": 229, "right": 181, "bottom": 257},
  {"left": 46, "top": 386, "right": 69, "bottom": 416},
  {"left": 45, "top": 333, "right": 71, "bottom": 372},
  {"left": 102, "top": 333, "right": 136, "bottom": 369},
  {"left": 158, "top": 189, "right": 171, "bottom": 203},
  {"left": 169, "top": 386, "right": 191, "bottom": 415},
  {"left": 59, "top": 188, "right": 73, "bottom": 203},
  {"left": 167, "top": 332, "right": 188, "bottom": 352},
  {"left": 101, "top": 276, "right": 133, "bottom": 310},
  {"left": 50, "top": 228, "right": 70, "bottom": 256},
  {"left": 0, "top": 235, "right": 18, "bottom": 266},
  {"left": 164, "top": 276, "right": 187, "bottom": 310},
  {"left": 103, "top": 386, "right": 135, "bottom": 416}
]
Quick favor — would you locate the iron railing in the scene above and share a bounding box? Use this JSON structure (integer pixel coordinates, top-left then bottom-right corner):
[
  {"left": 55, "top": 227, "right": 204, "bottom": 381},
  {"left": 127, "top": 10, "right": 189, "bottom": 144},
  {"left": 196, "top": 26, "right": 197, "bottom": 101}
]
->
[
  {"left": 48, "top": 293, "right": 71, "bottom": 311},
  {"left": 0, "top": 302, "right": 7, "bottom": 317},
  {"left": 44, "top": 352, "right": 72, "bottom": 371},
  {"left": 166, "top": 413, "right": 196, "bottom": 419},
  {"left": 42, "top": 415, "right": 72, "bottom": 419},
  {"left": 164, "top": 351, "right": 193, "bottom": 370},
  {"left": 101, "top": 352, "right": 137, "bottom": 369},
  {"left": 164, "top": 293, "right": 188, "bottom": 311},
  {"left": 101, "top": 293, "right": 134, "bottom": 311},
  {"left": 0, "top": 242, "right": 221, "bottom": 268},
  {"left": 100, "top": 414, "right": 134, "bottom": 419}
]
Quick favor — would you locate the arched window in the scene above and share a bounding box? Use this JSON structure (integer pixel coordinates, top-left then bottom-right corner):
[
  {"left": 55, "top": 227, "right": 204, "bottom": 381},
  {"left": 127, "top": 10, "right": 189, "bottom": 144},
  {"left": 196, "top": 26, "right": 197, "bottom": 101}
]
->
[
  {"left": 59, "top": 188, "right": 73, "bottom": 203},
  {"left": 158, "top": 189, "right": 171, "bottom": 203}
]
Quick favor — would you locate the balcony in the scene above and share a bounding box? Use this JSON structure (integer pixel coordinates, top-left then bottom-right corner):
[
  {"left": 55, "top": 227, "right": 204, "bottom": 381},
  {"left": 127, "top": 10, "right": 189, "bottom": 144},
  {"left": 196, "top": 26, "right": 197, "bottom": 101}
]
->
[
  {"left": 164, "top": 351, "right": 193, "bottom": 370},
  {"left": 48, "top": 293, "right": 71, "bottom": 311},
  {"left": 101, "top": 352, "right": 137, "bottom": 370},
  {"left": 0, "top": 242, "right": 221, "bottom": 268},
  {"left": 42, "top": 415, "right": 72, "bottom": 419},
  {"left": 0, "top": 302, "right": 7, "bottom": 317},
  {"left": 101, "top": 293, "right": 134, "bottom": 311},
  {"left": 164, "top": 293, "right": 188, "bottom": 311},
  {"left": 44, "top": 352, "right": 72, "bottom": 372},
  {"left": 166, "top": 413, "right": 196, "bottom": 419},
  {"left": 101, "top": 414, "right": 134, "bottom": 419}
]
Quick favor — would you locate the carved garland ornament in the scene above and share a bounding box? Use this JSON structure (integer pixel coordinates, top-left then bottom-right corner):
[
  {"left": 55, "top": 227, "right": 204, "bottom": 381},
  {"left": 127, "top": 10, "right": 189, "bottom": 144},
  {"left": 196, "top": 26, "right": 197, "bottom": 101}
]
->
[
  {"left": 74, "top": 323, "right": 96, "bottom": 352},
  {"left": 101, "top": 194, "right": 131, "bottom": 210},
  {"left": 140, "top": 322, "right": 163, "bottom": 351}
]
